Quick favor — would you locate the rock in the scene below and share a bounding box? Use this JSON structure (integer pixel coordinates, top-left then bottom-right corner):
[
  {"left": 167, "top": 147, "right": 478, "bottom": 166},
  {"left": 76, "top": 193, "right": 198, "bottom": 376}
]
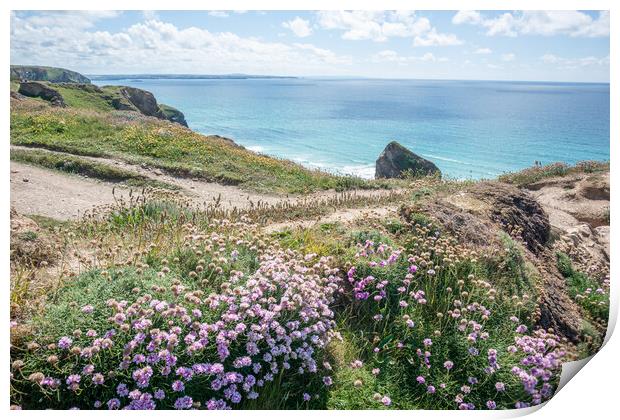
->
[
  {"left": 375, "top": 141, "right": 440, "bottom": 179},
  {"left": 467, "top": 182, "right": 550, "bottom": 255},
  {"left": 116, "top": 87, "right": 188, "bottom": 126},
  {"left": 159, "top": 104, "right": 188, "bottom": 127},
  {"left": 17, "top": 82, "right": 66, "bottom": 107},
  {"left": 10, "top": 65, "right": 91, "bottom": 83},
  {"left": 118, "top": 86, "right": 166, "bottom": 119}
]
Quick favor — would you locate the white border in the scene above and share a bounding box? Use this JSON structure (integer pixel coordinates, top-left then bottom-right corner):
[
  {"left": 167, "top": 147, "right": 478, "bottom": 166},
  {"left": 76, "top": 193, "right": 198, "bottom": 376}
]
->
[{"left": 2, "top": 1, "right": 616, "bottom": 419}]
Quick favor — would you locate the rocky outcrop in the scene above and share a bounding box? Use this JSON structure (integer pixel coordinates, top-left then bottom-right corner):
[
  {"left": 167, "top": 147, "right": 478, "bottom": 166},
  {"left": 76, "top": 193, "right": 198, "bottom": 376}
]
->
[
  {"left": 159, "top": 104, "right": 188, "bottom": 127},
  {"left": 116, "top": 86, "right": 187, "bottom": 126},
  {"left": 118, "top": 86, "right": 166, "bottom": 118},
  {"left": 10, "top": 65, "right": 91, "bottom": 83},
  {"left": 375, "top": 141, "right": 440, "bottom": 179},
  {"left": 17, "top": 82, "right": 66, "bottom": 107},
  {"left": 528, "top": 172, "right": 610, "bottom": 280}
]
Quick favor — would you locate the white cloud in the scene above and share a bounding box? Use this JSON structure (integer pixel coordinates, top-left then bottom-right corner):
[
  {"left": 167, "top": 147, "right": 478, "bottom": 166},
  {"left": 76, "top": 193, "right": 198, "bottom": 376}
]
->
[
  {"left": 541, "top": 53, "right": 609, "bottom": 68},
  {"left": 501, "top": 53, "right": 516, "bottom": 62},
  {"left": 473, "top": 47, "right": 492, "bottom": 54},
  {"left": 282, "top": 17, "right": 313, "bottom": 38},
  {"left": 10, "top": 13, "right": 352, "bottom": 75},
  {"left": 413, "top": 28, "right": 463, "bottom": 47},
  {"left": 317, "top": 10, "right": 460, "bottom": 46},
  {"left": 371, "top": 49, "right": 447, "bottom": 65},
  {"left": 452, "top": 10, "right": 482, "bottom": 25},
  {"left": 452, "top": 10, "right": 609, "bottom": 38}
]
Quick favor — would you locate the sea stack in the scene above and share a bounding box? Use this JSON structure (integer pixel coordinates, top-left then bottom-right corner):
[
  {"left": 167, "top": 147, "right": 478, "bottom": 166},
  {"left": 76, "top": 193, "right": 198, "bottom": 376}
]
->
[{"left": 375, "top": 141, "right": 441, "bottom": 179}]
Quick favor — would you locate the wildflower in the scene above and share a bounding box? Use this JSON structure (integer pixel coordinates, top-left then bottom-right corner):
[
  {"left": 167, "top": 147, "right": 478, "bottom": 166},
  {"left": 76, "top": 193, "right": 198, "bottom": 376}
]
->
[
  {"left": 516, "top": 324, "right": 528, "bottom": 334},
  {"left": 444, "top": 361, "right": 454, "bottom": 370},
  {"left": 81, "top": 305, "right": 94, "bottom": 314},
  {"left": 303, "top": 393, "right": 311, "bottom": 401},
  {"left": 92, "top": 373, "right": 105, "bottom": 385},
  {"left": 154, "top": 389, "right": 165, "bottom": 400},
  {"left": 58, "top": 336, "right": 73, "bottom": 350},
  {"left": 322, "top": 376, "right": 333, "bottom": 386},
  {"left": 381, "top": 396, "right": 392, "bottom": 406},
  {"left": 174, "top": 396, "right": 193, "bottom": 410},
  {"left": 350, "top": 360, "right": 363, "bottom": 369},
  {"left": 487, "top": 400, "right": 497, "bottom": 409},
  {"left": 423, "top": 338, "right": 433, "bottom": 347},
  {"left": 107, "top": 399, "right": 121, "bottom": 410},
  {"left": 116, "top": 383, "right": 129, "bottom": 397},
  {"left": 416, "top": 376, "right": 426, "bottom": 384},
  {"left": 66, "top": 374, "right": 81, "bottom": 391},
  {"left": 172, "top": 380, "right": 185, "bottom": 392},
  {"left": 427, "top": 385, "right": 436, "bottom": 394},
  {"left": 372, "top": 368, "right": 381, "bottom": 375}
]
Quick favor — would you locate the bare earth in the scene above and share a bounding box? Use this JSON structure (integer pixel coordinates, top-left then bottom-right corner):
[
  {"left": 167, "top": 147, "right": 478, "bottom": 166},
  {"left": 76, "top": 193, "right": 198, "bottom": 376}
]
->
[
  {"left": 10, "top": 162, "right": 134, "bottom": 220},
  {"left": 527, "top": 172, "right": 610, "bottom": 276}
]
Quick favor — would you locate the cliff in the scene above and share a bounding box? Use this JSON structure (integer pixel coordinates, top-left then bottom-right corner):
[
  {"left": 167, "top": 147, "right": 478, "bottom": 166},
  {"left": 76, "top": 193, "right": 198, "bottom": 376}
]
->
[{"left": 10, "top": 65, "right": 91, "bottom": 84}]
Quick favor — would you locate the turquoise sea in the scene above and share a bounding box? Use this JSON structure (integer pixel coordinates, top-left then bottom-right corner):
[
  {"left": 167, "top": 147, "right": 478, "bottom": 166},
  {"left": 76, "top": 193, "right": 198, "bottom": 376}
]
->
[{"left": 93, "top": 78, "right": 610, "bottom": 180}]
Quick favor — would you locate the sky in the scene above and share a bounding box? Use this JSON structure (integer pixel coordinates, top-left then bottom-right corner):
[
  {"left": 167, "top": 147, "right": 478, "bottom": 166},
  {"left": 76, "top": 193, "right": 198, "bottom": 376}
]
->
[{"left": 10, "top": 10, "right": 610, "bottom": 82}]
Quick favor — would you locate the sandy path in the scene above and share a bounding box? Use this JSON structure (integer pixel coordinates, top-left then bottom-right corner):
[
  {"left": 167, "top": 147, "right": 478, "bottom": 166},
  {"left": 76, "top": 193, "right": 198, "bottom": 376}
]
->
[
  {"left": 10, "top": 146, "right": 403, "bottom": 221},
  {"left": 10, "top": 162, "right": 133, "bottom": 220}
]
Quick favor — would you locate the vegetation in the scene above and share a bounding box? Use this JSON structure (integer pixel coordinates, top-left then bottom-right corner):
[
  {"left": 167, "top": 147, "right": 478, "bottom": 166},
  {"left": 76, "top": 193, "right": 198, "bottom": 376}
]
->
[
  {"left": 10, "top": 65, "right": 91, "bottom": 83},
  {"left": 498, "top": 161, "right": 609, "bottom": 187},
  {"left": 556, "top": 252, "right": 610, "bottom": 322},
  {"left": 10, "top": 192, "right": 578, "bottom": 410},
  {"left": 11, "top": 148, "right": 178, "bottom": 190}
]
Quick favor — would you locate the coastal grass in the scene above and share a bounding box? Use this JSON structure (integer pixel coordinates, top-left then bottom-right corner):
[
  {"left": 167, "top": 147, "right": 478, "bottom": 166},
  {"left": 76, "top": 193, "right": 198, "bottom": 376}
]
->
[
  {"left": 10, "top": 148, "right": 179, "bottom": 191},
  {"left": 498, "top": 161, "right": 609, "bottom": 187},
  {"left": 10, "top": 98, "right": 396, "bottom": 194}
]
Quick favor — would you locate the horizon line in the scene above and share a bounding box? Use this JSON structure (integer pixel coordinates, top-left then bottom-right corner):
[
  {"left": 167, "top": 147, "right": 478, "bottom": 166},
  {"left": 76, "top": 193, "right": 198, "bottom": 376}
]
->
[{"left": 85, "top": 73, "right": 610, "bottom": 85}]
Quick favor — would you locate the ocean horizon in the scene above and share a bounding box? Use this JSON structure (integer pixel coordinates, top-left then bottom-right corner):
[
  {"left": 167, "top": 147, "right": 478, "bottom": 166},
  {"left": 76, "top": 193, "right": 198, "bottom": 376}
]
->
[{"left": 93, "top": 77, "right": 610, "bottom": 180}]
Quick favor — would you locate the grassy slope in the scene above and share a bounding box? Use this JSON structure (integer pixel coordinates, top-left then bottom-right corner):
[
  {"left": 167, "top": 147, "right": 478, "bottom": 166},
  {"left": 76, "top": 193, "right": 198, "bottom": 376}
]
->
[
  {"left": 498, "top": 161, "right": 609, "bottom": 187},
  {"left": 10, "top": 148, "right": 178, "bottom": 190},
  {"left": 11, "top": 95, "right": 394, "bottom": 194}
]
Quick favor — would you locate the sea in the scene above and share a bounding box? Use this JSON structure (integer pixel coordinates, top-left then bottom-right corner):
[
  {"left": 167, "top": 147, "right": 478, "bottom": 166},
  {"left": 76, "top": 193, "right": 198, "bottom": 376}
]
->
[{"left": 92, "top": 78, "right": 610, "bottom": 180}]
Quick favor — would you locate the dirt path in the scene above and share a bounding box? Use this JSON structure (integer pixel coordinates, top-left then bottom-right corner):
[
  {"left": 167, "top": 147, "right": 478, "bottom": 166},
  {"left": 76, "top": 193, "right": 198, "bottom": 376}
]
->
[
  {"left": 264, "top": 205, "right": 398, "bottom": 233},
  {"left": 11, "top": 146, "right": 403, "bottom": 221},
  {"left": 10, "top": 162, "right": 134, "bottom": 220}
]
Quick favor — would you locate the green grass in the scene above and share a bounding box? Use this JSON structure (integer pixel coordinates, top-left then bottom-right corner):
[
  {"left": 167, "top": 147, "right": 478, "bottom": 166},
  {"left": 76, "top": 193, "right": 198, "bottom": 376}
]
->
[
  {"left": 52, "top": 84, "right": 118, "bottom": 112},
  {"left": 11, "top": 148, "right": 179, "bottom": 191},
  {"left": 11, "top": 98, "right": 396, "bottom": 194},
  {"left": 499, "top": 161, "right": 609, "bottom": 187},
  {"left": 556, "top": 252, "right": 609, "bottom": 322}
]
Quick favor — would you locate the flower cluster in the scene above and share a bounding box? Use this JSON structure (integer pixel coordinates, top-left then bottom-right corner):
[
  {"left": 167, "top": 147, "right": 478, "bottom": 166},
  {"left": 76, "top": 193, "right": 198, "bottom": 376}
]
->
[{"left": 12, "top": 230, "right": 342, "bottom": 410}]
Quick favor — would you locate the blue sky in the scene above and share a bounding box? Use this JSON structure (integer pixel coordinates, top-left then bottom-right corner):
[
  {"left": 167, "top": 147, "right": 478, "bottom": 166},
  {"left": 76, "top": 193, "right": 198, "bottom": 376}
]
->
[{"left": 10, "top": 10, "right": 610, "bottom": 82}]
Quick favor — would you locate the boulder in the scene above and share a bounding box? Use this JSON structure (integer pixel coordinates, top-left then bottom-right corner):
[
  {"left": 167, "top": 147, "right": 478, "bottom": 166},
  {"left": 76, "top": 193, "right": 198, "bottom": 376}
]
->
[
  {"left": 17, "top": 82, "right": 66, "bottom": 107},
  {"left": 375, "top": 141, "right": 440, "bottom": 179}
]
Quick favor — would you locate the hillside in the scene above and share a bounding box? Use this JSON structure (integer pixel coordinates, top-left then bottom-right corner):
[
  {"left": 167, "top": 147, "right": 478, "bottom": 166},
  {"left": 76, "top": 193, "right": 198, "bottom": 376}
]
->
[
  {"left": 8, "top": 67, "right": 610, "bottom": 411},
  {"left": 11, "top": 65, "right": 91, "bottom": 83}
]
